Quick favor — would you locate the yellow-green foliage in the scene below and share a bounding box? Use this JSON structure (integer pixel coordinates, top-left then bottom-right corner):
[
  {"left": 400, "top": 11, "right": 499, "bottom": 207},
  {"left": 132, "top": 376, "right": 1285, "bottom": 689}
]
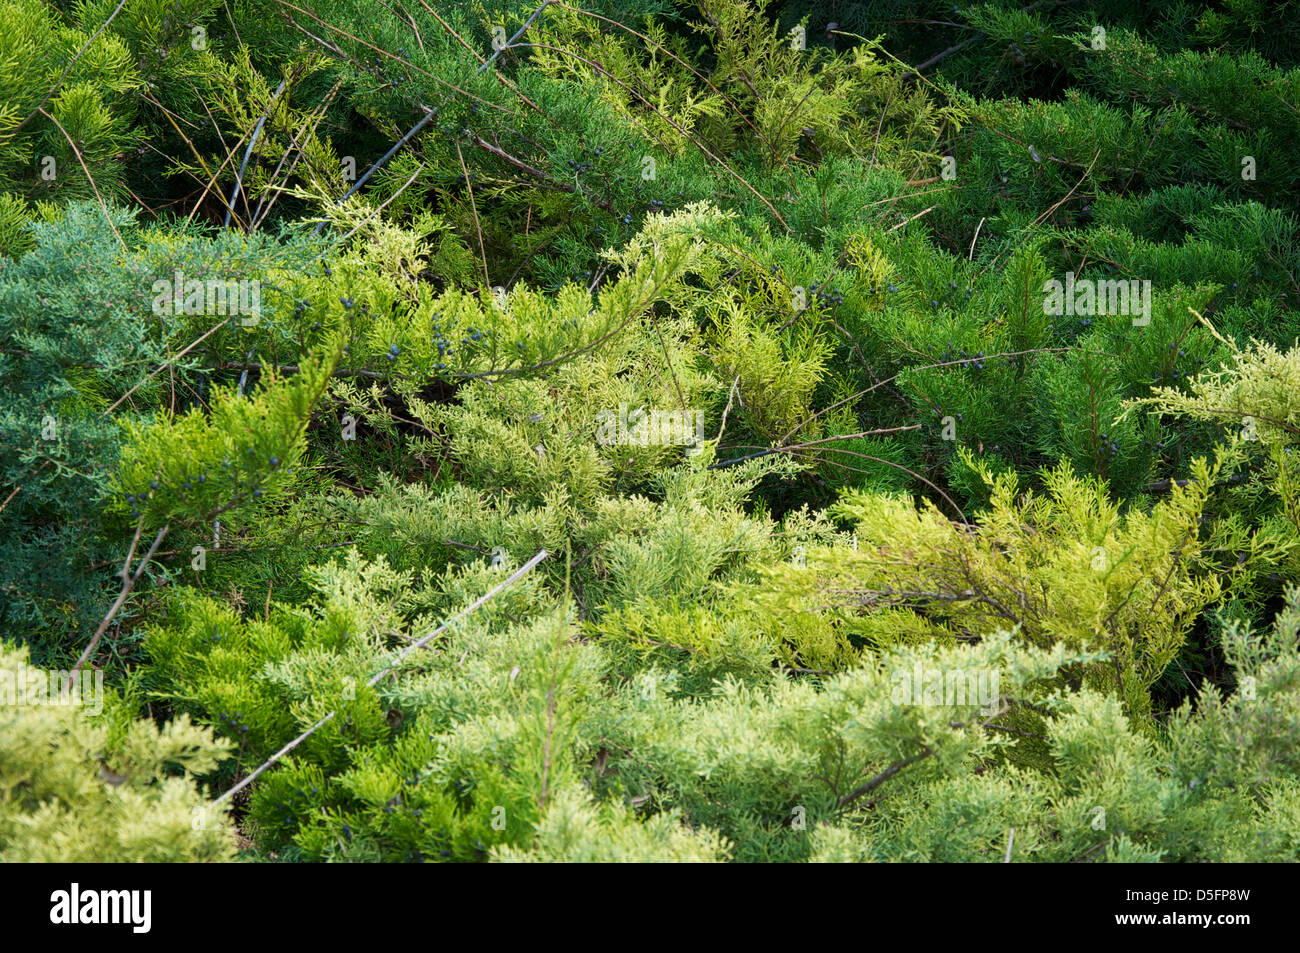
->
[
  {"left": 1129, "top": 327, "right": 1300, "bottom": 587},
  {"left": 707, "top": 297, "right": 831, "bottom": 440},
  {"left": 1134, "top": 326, "right": 1300, "bottom": 450},
  {"left": 491, "top": 785, "right": 728, "bottom": 862},
  {"left": 0, "top": 643, "right": 235, "bottom": 861},
  {"left": 113, "top": 342, "right": 340, "bottom": 527},
  {"left": 136, "top": 559, "right": 1300, "bottom": 861},
  {"left": 744, "top": 452, "right": 1226, "bottom": 721},
  {"left": 142, "top": 550, "right": 413, "bottom": 772}
]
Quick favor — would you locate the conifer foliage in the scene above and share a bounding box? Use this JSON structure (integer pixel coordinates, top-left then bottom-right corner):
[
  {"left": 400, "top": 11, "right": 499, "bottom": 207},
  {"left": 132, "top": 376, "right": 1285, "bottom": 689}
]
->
[{"left": 3, "top": 0, "right": 1300, "bottom": 862}]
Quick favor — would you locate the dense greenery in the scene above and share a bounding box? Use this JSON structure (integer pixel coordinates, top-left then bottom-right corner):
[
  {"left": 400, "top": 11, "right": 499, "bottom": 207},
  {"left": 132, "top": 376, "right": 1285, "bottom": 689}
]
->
[{"left": 3, "top": 0, "right": 1299, "bottom": 862}]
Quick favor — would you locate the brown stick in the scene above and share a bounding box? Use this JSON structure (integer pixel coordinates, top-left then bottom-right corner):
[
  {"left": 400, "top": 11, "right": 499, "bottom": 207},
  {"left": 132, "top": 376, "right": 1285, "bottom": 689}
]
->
[
  {"left": 837, "top": 748, "right": 934, "bottom": 808},
  {"left": 37, "top": 108, "right": 125, "bottom": 249},
  {"left": 65, "top": 523, "right": 169, "bottom": 694}
]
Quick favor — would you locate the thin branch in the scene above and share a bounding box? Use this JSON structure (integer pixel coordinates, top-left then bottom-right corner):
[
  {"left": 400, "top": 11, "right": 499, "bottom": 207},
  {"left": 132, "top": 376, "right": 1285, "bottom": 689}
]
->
[
  {"left": 478, "top": 1, "right": 552, "bottom": 73},
  {"left": 333, "top": 164, "right": 424, "bottom": 245},
  {"left": 456, "top": 139, "right": 491, "bottom": 286},
  {"left": 37, "top": 108, "right": 124, "bottom": 249},
  {"left": 887, "top": 203, "right": 937, "bottom": 232},
  {"left": 64, "top": 523, "right": 169, "bottom": 693},
  {"left": 466, "top": 131, "right": 615, "bottom": 212},
  {"left": 837, "top": 748, "right": 933, "bottom": 809},
  {"left": 212, "top": 549, "right": 549, "bottom": 806},
  {"left": 101, "top": 319, "right": 232, "bottom": 418},
  {"left": 913, "top": 36, "right": 979, "bottom": 73},
  {"left": 224, "top": 78, "right": 289, "bottom": 227}
]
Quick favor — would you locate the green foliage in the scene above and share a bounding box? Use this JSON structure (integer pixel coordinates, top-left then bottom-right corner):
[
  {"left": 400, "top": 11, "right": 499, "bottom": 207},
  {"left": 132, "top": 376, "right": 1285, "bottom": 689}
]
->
[
  {"left": 0, "top": 0, "right": 142, "bottom": 204},
  {"left": 134, "top": 560, "right": 1300, "bottom": 861},
  {"left": 809, "top": 585, "right": 1300, "bottom": 862},
  {"left": 0, "top": 201, "right": 323, "bottom": 663},
  {"left": 113, "top": 341, "right": 340, "bottom": 528},
  {"left": 753, "top": 453, "right": 1232, "bottom": 722},
  {"left": 0, "top": 642, "right": 235, "bottom": 861},
  {"left": 1129, "top": 328, "right": 1300, "bottom": 596},
  {"left": 5, "top": 0, "right": 1300, "bottom": 863}
]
